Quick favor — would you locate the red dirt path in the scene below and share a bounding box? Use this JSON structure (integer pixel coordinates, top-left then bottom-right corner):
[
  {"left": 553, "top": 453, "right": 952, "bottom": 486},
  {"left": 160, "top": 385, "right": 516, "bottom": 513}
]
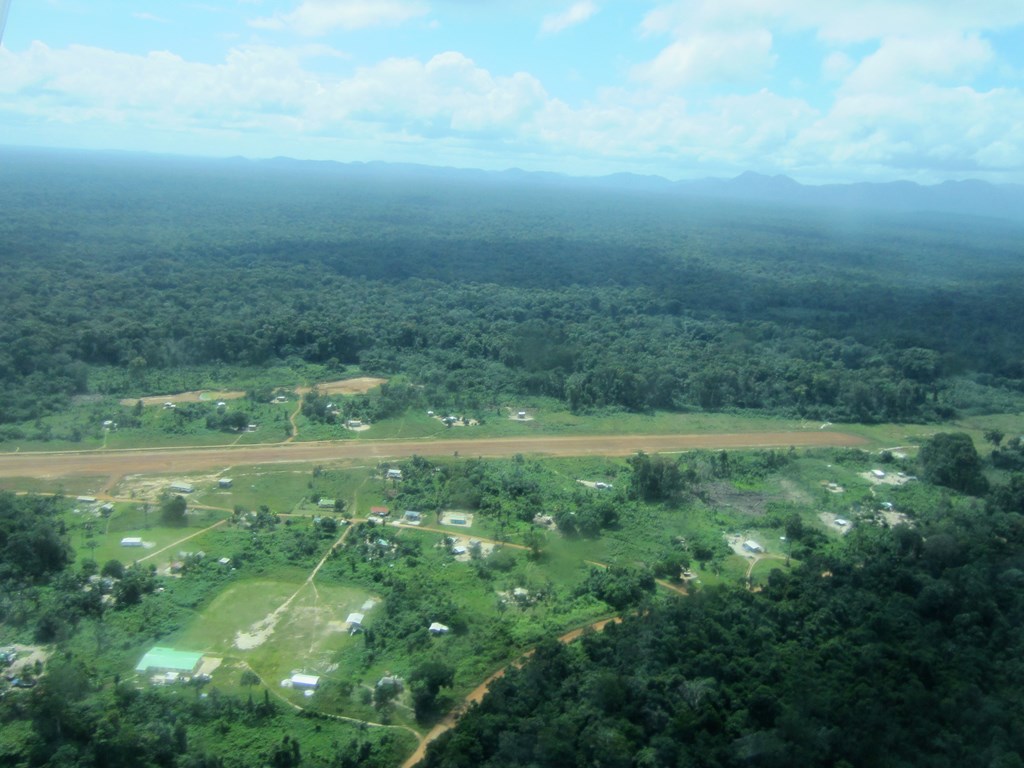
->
[{"left": 0, "top": 431, "right": 866, "bottom": 480}]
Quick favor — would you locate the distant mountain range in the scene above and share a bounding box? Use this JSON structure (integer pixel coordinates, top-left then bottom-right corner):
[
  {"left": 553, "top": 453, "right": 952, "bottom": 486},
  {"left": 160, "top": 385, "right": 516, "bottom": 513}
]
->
[
  {"left": 669, "top": 171, "right": 1024, "bottom": 223},
  {"left": 266, "top": 156, "right": 1024, "bottom": 223},
  {"left": 6, "top": 145, "right": 1024, "bottom": 224}
]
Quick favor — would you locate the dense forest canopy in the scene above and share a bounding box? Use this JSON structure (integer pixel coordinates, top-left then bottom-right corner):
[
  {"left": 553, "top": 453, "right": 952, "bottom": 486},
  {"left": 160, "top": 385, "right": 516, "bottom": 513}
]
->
[
  {"left": 422, "top": 469, "right": 1024, "bottom": 768},
  {"left": 2, "top": 148, "right": 1023, "bottom": 425}
]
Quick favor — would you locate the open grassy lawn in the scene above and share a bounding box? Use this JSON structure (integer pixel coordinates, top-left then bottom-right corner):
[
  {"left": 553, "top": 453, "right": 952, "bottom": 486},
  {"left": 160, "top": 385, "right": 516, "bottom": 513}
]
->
[
  {"left": 172, "top": 579, "right": 376, "bottom": 699},
  {"left": 64, "top": 501, "right": 231, "bottom": 566},
  {"left": 188, "top": 466, "right": 321, "bottom": 512}
]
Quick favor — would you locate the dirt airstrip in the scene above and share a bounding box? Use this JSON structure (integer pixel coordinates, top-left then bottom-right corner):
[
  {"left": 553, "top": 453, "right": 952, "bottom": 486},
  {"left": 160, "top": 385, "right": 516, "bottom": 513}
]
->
[{"left": 0, "top": 431, "right": 867, "bottom": 481}]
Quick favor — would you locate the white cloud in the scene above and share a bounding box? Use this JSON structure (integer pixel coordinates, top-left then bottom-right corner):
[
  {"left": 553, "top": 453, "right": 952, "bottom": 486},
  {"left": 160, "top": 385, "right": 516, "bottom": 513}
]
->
[
  {"left": 250, "top": 0, "right": 428, "bottom": 35},
  {"left": 841, "top": 34, "right": 994, "bottom": 92},
  {"left": 1, "top": 24, "right": 1021, "bottom": 183},
  {"left": 790, "top": 82, "right": 1024, "bottom": 177},
  {"left": 633, "top": 30, "right": 776, "bottom": 89},
  {"left": 132, "top": 12, "right": 169, "bottom": 24},
  {"left": 822, "top": 51, "right": 854, "bottom": 81},
  {"left": 640, "top": 0, "right": 1024, "bottom": 43},
  {"left": 540, "top": 2, "right": 598, "bottom": 36}
]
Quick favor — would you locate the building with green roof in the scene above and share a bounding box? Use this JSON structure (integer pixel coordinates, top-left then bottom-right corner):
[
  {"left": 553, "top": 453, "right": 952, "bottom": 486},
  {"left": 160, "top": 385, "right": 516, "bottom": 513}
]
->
[{"left": 135, "top": 647, "right": 203, "bottom": 674}]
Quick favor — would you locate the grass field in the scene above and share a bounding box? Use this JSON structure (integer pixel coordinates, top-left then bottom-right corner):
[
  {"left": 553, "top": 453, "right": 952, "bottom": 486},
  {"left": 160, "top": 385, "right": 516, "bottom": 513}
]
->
[{"left": 61, "top": 495, "right": 232, "bottom": 564}]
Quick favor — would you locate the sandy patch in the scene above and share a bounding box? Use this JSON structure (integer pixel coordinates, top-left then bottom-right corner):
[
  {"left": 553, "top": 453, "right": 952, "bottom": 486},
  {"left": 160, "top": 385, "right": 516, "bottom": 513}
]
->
[
  {"left": 576, "top": 480, "right": 614, "bottom": 490},
  {"left": 432, "top": 415, "right": 479, "bottom": 427},
  {"left": 859, "top": 471, "right": 914, "bottom": 487},
  {"left": 120, "top": 391, "right": 247, "bottom": 407},
  {"left": 345, "top": 424, "right": 372, "bottom": 432},
  {"left": 307, "top": 377, "right": 388, "bottom": 396},
  {"left": 725, "top": 533, "right": 768, "bottom": 557},
  {"left": 881, "top": 510, "right": 914, "bottom": 527},
  {"left": 444, "top": 535, "right": 494, "bottom": 562},
  {"left": 196, "top": 657, "right": 223, "bottom": 676},
  {"left": 1, "top": 644, "right": 52, "bottom": 675},
  {"left": 116, "top": 472, "right": 224, "bottom": 500},
  {"left": 234, "top": 604, "right": 291, "bottom": 650},
  {"left": 822, "top": 481, "right": 845, "bottom": 494},
  {"left": 818, "top": 512, "right": 852, "bottom": 534},
  {"left": 439, "top": 511, "right": 474, "bottom": 527}
]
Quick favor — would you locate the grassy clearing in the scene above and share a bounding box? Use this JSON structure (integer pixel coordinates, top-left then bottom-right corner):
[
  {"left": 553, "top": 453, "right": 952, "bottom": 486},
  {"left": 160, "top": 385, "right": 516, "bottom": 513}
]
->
[
  {"left": 63, "top": 500, "right": 230, "bottom": 566},
  {"left": 194, "top": 467, "right": 319, "bottom": 513}
]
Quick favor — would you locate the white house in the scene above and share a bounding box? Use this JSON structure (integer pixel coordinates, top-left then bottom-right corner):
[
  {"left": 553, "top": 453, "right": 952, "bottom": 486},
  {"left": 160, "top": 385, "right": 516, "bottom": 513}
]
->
[
  {"left": 386, "top": 469, "right": 403, "bottom": 480},
  {"left": 169, "top": 482, "right": 194, "bottom": 494},
  {"left": 743, "top": 540, "right": 764, "bottom": 553},
  {"left": 346, "top": 613, "right": 364, "bottom": 631},
  {"left": 121, "top": 537, "right": 143, "bottom": 547},
  {"left": 428, "top": 622, "right": 450, "bottom": 635},
  {"left": 871, "top": 469, "right": 886, "bottom": 479},
  {"left": 403, "top": 510, "right": 422, "bottom": 524},
  {"left": 218, "top": 478, "right": 233, "bottom": 489},
  {"left": 290, "top": 674, "right": 320, "bottom": 690}
]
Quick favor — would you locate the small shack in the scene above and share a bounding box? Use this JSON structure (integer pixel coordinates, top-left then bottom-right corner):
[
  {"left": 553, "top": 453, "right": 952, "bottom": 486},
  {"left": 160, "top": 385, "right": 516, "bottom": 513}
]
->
[
  {"left": 403, "top": 510, "right": 422, "bottom": 524},
  {"left": 743, "top": 540, "right": 764, "bottom": 553},
  {"left": 377, "top": 675, "right": 403, "bottom": 691},
  {"left": 386, "top": 469, "right": 403, "bottom": 480},
  {"left": 317, "top": 498, "right": 336, "bottom": 509},
  {"left": 290, "top": 673, "right": 320, "bottom": 690},
  {"left": 218, "top": 478, "right": 233, "bottom": 489},
  {"left": 169, "top": 482, "right": 194, "bottom": 494},
  {"left": 346, "top": 613, "right": 364, "bottom": 632},
  {"left": 428, "top": 622, "right": 450, "bottom": 635},
  {"left": 121, "top": 537, "right": 143, "bottom": 547}
]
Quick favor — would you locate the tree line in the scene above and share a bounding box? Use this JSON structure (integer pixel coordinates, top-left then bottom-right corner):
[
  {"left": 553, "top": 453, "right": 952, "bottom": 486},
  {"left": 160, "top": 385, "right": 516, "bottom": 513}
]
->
[{"left": 2, "top": 150, "right": 1024, "bottom": 427}]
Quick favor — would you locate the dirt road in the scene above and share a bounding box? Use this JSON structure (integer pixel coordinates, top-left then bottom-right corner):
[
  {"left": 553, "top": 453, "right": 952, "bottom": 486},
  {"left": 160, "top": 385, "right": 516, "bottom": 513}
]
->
[
  {"left": 0, "top": 431, "right": 866, "bottom": 480},
  {"left": 401, "top": 616, "right": 623, "bottom": 768}
]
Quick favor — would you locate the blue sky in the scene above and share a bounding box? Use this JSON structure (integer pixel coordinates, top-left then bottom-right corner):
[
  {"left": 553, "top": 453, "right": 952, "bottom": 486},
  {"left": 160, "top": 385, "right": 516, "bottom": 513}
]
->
[{"left": 1, "top": 0, "right": 1022, "bottom": 183}]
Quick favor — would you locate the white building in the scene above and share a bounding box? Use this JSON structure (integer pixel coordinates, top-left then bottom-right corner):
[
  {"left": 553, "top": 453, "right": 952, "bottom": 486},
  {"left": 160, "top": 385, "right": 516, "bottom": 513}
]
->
[{"left": 290, "top": 674, "right": 320, "bottom": 690}]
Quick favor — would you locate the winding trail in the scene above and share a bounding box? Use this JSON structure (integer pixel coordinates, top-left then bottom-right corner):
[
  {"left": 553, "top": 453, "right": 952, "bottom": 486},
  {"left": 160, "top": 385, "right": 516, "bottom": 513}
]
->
[
  {"left": 285, "top": 399, "right": 302, "bottom": 443},
  {"left": 400, "top": 616, "right": 624, "bottom": 768}
]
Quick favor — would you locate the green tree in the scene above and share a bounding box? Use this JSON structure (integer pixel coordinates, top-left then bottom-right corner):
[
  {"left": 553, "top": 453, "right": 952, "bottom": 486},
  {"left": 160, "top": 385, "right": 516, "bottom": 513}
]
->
[
  {"left": 918, "top": 432, "right": 989, "bottom": 495},
  {"left": 984, "top": 429, "right": 1005, "bottom": 447},
  {"left": 160, "top": 495, "right": 188, "bottom": 526}
]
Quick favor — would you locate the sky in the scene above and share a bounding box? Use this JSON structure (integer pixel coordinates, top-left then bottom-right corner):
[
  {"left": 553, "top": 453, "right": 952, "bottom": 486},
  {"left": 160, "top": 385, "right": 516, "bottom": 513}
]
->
[{"left": 1, "top": 0, "right": 1023, "bottom": 184}]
